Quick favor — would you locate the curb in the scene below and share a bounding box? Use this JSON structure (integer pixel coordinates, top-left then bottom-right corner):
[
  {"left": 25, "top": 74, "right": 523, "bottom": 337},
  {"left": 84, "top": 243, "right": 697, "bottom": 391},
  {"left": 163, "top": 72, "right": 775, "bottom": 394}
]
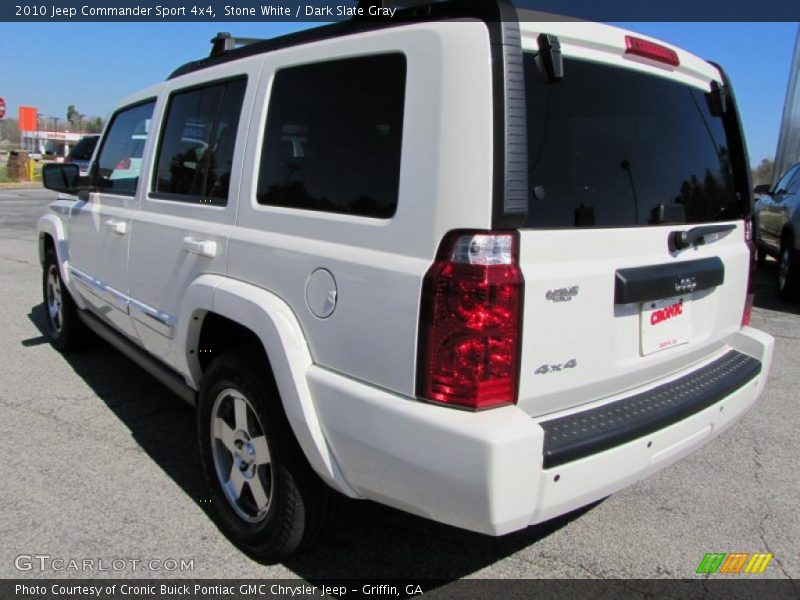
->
[{"left": 0, "top": 182, "right": 44, "bottom": 190}]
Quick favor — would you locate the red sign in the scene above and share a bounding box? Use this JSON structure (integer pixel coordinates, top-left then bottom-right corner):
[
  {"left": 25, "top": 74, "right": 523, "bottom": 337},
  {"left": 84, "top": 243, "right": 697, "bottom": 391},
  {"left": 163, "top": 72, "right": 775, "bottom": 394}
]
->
[
  {"left": 0, "top": 98, "right": 6, "bottom": 120},
  {"left": 18, "top": 106, "right": 38, "bottom": 131}
]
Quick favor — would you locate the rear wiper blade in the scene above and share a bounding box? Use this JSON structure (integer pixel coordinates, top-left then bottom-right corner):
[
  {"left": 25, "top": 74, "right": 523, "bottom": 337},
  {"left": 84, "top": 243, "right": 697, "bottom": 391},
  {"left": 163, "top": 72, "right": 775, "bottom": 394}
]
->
[{"left": 670, "top": 224, "right": 736, "bottom": 251}]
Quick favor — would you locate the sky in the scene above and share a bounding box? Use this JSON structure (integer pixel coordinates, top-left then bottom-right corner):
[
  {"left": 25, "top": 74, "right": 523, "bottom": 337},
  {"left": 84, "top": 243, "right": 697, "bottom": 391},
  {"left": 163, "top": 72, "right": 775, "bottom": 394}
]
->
[{"left": 0, "top": 21, "right": 797, "bottom": 165}]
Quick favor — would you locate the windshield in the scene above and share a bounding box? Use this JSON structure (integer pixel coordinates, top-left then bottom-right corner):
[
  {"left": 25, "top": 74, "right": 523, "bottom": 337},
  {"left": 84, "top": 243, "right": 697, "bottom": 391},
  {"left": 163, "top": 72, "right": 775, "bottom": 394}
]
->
[
  {"left": 68, "top": 136, "right": 99, "bottom": 161},
  {"left": 524, "top": 56, "right": 746, "bottom": 228}
]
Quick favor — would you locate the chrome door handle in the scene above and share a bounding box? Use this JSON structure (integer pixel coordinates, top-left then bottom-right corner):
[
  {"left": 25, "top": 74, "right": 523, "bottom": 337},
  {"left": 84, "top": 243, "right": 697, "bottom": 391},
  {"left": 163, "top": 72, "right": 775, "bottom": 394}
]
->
[
  {"left": 182, "top": 236, "right": 218, "bottom": 258},
  {"left": 105, "top": 219, "right": 127, "bottom": 235}
]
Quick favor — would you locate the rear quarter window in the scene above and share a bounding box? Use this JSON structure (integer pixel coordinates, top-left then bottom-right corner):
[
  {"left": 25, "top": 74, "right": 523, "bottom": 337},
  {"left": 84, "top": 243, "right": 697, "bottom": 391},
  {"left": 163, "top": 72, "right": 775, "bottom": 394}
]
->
[{"left": 256, "top": 53, "right": 406, "bottom": 219}]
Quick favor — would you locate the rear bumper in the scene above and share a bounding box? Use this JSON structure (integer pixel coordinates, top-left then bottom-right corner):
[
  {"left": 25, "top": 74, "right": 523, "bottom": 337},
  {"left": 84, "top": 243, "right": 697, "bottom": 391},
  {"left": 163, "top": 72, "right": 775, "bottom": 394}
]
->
[{"left": 309, "top": 326, "right": 773, "bottom": 536}]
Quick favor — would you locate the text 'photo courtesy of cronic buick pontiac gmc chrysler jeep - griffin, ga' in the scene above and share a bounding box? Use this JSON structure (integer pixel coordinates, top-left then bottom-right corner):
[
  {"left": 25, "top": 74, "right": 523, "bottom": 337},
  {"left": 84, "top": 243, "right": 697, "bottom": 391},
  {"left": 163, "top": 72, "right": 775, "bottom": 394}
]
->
[{"left": 38, "top": 0, "right": 774, "bottom": 562}]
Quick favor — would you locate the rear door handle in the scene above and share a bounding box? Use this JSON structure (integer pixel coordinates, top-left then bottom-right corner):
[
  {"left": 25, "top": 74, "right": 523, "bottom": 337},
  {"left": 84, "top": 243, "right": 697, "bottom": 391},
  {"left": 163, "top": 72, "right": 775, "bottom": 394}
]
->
[
  {"left": 671, "top": 224, "right": 736, "bottom": 251},
  {"left": 182, "top": 236, "right": 218, "bottom": 258},
  {"left": 105, "top": 219, "right": 127, "bottom": 235}
]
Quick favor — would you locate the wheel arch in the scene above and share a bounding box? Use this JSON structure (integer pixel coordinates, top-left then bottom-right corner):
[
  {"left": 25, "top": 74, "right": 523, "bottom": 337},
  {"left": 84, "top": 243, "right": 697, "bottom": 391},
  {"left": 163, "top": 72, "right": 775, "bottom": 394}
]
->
[
  {"left": 37, "top": 214, "right": 69, "bottom": 279},
  {"left": 175, "top": 274, "right": 358, "bottom": 498}
]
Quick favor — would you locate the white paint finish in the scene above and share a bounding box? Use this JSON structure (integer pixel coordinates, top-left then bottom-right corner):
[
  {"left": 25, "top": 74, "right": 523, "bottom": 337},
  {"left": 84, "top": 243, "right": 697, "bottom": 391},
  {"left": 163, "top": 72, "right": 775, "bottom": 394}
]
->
[
  {"left": 308, "top": 327, "right": 771, "bottom": 536},
  {"left": 67, "top": 191, "right": 139, "bottom": 338},
  {"left": 127, "top": 54, "right": 264, "bottom": 365},
  {"left": 229, "top": 22, "right": 494, "bottom": 397},
  {"left": 35, "top": 19, "right": 779, "bottom": 539},
  {"left": 516, "top": 223, "right": 750, "bottom": 418},
  {"left": 307, "top": 364, "right": 542, "bottom": 534},
  {"left": 206, "top": 276, "right": 359, "bottom": 497}
]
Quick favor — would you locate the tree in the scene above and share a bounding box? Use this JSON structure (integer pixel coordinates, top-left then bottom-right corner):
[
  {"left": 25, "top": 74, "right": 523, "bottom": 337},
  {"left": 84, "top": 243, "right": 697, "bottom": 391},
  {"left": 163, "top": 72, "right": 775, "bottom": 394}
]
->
[
  {"left": 66, "top": 105, "right": 80, "bottom": 130},
  {"left": 0, "top": 118, "right": 21, "bottom": 147},
  {"left": 84, "top": 117, "right": 104, "bottom": 134},
  {"left": 752, "top": 158, "right": 774, "bottom": 186}
]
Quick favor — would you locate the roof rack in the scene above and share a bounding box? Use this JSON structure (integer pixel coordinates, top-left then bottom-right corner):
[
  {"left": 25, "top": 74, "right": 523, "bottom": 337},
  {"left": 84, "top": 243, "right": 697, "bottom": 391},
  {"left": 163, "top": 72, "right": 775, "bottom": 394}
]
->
[
  {"left": 170, "top": 0, "right": 519, "bottom": 80},
  {"left": 209, "top": 32, "right": 266, "bottom": 58},
  {"left": 168, "top": 0, "right": 529, "bottom": 230}
]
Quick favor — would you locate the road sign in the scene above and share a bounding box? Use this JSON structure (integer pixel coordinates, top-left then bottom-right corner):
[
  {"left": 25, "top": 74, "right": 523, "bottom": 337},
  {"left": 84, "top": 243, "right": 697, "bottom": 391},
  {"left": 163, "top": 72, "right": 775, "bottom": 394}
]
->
[{"left": 0, "top": 98, "right": 6, "bottom": 120}]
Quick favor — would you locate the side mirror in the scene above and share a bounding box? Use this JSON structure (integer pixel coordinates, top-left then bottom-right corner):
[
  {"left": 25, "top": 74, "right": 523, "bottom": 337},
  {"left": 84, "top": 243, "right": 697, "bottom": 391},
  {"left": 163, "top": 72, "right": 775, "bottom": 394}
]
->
[
  {"left": 42, "top": 163, "right": 82, "bottom": 194},
  {"left": 753, "top": 184, "right": 771, "bottom": 196}
]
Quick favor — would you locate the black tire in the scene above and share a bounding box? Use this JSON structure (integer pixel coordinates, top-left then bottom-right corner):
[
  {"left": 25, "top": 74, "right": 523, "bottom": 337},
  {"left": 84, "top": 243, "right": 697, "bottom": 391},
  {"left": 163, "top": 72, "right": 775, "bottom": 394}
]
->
[
  {"left": 777, "top": 236, "right": 800, "bottom": 301},
  {"left": 42, "top": 248, "right": 88, "bottom": 351},
  {"left": 197, "top": 347, "right": 337, "bottom": 562},
  {"left": 756, "top": 246, "right": 767, "bottom": 268}
]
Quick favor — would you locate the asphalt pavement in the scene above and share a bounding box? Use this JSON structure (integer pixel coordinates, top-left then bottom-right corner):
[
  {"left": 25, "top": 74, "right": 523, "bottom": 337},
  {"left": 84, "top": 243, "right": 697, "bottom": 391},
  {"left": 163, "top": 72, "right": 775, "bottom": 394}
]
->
[{"left": 0, "top": 187, "right": 798, "bottom": 582}]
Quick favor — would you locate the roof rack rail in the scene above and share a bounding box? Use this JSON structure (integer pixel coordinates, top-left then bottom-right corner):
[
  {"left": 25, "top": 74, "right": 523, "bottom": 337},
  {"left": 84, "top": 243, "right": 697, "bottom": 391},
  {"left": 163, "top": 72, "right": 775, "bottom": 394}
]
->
[
  {"left": 209, "top": 32, "right": 266, "bottom": 58},
  {"left": 169, "top": 0, "right": 529, "bottom": 230}
]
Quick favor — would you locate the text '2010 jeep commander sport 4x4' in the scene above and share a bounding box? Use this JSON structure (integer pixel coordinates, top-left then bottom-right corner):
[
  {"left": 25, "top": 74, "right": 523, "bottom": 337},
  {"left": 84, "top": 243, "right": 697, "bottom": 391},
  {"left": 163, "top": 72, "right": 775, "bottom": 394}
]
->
[{"left": 39, "top": 0, "right": 774, "bottom": 561}]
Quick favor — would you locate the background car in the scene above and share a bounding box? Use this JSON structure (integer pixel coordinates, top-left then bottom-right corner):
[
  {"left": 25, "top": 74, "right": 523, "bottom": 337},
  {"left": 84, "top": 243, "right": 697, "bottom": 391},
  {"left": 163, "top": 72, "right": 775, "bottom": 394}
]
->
[
  {"left": 64, "top": 134, "right": 100, "bottom": 176},
  {"left": 753, "top": 161, "right": 800, "bottom": 299}
]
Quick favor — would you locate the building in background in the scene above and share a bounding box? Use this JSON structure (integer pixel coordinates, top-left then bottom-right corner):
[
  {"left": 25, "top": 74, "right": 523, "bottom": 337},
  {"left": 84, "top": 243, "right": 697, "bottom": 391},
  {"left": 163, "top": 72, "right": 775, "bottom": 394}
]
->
[
  {"left": 21, "top": 129, "right": 85, "bottom": 156},
  {"left": 774, "top": 25, "right": 800, "bottom": 182},
  {"left": 17, "top": 105, "right": 85, "bottom": 157}
]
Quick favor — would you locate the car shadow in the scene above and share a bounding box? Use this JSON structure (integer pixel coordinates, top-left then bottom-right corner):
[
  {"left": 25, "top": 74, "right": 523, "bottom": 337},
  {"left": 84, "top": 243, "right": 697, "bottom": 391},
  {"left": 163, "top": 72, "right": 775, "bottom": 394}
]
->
[
  {"left": 25, "top": 303, "right": 597, "bottom": 581},
  {"left": 752, "top": 258, "right": 800, "bottom": 316}
]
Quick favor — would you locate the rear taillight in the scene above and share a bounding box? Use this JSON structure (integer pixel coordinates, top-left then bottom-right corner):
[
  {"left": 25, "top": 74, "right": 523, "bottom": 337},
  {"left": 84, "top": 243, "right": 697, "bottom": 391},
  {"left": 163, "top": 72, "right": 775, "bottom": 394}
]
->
[
  {"left": 742, "top": 221, "right": 755, "bottom": 326},
  {"left": 624, "top": 35, "right": 680, "bottom": 67},
  {"left": 116, "top": 157, "right": 131, "bottom": 170},
  {"left": 417, "top": 231, "right": 524, "bottom": 410}
]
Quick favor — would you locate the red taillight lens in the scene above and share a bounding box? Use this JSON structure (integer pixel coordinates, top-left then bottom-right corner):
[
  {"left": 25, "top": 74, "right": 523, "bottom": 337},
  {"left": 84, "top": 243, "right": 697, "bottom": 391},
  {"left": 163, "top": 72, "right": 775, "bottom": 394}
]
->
[
  {"left": 115, "top": 157, "right": 131, "bottom": 170},
  {"left": 417, "top": 231, "right": 524, "bottom": 410},
  {"left": 742, "top": 220, "right": 755, "bottom": 326},
  {"left": 625, "top": 35, "right": 680, "bottom": 67}
]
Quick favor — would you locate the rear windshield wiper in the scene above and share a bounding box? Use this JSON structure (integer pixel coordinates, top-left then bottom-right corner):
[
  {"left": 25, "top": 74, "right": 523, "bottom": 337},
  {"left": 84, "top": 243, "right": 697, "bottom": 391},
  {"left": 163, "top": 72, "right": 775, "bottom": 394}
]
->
[{"left": 671, "top": 224, "right": 736, "bottom": 251}]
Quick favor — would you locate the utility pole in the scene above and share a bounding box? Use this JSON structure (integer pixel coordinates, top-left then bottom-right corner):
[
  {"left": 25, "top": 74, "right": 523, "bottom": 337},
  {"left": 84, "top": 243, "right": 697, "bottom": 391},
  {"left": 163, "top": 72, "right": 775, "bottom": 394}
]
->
[{"left": 53, "top": 117, "right": 60, "bottom": 156}]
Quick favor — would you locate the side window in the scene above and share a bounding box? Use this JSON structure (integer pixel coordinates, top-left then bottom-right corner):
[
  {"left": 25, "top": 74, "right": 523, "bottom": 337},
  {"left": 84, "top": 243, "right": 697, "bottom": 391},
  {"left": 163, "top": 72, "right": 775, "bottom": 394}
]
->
[
  {"left": 153, "top": 78, "right": 247, "bottom": 206},
  {"left": 256, "top": 54, "right": 406, "bottom": 219},
  {"left": 774, "top": 166, "right": 799, "bottom": 195},
  {"left": 786, "top": 168, "right": 800, "bottom": 194},
  {"left": 94, "top": 101, "right": 155, "bottom": 195}
]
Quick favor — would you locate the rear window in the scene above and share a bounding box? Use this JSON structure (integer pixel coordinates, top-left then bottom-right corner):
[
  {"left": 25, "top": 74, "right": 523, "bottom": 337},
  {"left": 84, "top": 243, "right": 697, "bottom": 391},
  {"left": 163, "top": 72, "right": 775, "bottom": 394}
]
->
[
  {"left": 68, "top": 136, "right": 98, "bottom": 161},
  {"left": 524, "top": 56, "right": 746, "bottom": 228}
]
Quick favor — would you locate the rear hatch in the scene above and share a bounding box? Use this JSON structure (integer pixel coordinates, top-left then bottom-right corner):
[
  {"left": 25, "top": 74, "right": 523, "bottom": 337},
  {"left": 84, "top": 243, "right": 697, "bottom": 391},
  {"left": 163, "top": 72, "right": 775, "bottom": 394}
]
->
[{"left": 515, "top": 24, "right": 752, "bottom": 418}]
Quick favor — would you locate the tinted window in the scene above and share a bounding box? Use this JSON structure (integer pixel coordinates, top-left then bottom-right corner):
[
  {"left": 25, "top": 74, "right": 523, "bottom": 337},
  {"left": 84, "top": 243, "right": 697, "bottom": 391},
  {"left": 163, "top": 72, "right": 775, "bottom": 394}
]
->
[
  {"left": 68, "top": 136, "right": 99, "bottom": 161},
  {"left": 154, "top": 78, "right": 246, "bottom": 205},
  {"left": 774, "top": 165, "right": 799, "bottom": 194},
  {"left": 95, "top": 102, "right": 155, "bottom": 195},
  {"left": 524, "top": 56, "right": 745, "bottom": 228},
  {"left": 257, "top": 54, "right": 406, "bottom": 218}
]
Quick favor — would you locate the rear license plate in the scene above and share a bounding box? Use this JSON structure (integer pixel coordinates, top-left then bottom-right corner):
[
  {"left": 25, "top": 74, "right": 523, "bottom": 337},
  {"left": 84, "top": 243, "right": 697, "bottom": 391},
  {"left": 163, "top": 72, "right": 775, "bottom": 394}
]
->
[{"left": 641, "top": 295, "right": 692, "bottom": 356}]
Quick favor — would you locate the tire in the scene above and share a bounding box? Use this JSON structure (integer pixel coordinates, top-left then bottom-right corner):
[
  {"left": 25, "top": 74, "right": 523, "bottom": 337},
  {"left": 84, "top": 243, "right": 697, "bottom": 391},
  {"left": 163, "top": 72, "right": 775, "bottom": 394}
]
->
[
  {"left": 42, "top": 248, "right": 88, "bottom": 351},
  {"left": 777, "top": 237, "right": 800, "bottom": 301},
  {"left": 756, "top": 246, "right": 767, "bottom": 268},
  {"left": 197, "top": 347, "right": 337, "bottom": 562}
]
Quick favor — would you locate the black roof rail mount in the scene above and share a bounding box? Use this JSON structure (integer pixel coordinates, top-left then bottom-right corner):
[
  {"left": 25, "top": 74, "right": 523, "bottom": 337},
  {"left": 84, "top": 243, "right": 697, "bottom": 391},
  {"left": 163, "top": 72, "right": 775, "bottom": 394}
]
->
[{"left": 210, "top": 32, "right": 266, "bottom": 58}]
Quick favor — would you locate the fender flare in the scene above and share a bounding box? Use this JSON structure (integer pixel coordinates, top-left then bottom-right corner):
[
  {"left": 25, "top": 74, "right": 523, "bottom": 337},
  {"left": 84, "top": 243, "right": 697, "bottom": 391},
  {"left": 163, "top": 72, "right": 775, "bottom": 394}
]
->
[{"left": 174, "top": 274, "right": 359, "bottom": 498}]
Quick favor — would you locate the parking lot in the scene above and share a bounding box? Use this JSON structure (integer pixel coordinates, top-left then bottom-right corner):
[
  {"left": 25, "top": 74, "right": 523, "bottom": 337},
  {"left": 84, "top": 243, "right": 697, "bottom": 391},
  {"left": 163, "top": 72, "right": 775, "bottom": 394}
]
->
[{"left": 1, "top": 187, "right": 799, "bottom": 581}]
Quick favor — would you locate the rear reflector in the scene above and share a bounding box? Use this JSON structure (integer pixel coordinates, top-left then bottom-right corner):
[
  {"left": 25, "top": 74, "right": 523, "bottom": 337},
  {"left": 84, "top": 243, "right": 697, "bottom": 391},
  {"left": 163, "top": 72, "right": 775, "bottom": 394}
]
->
[
  {"left": 625, "top": 35, "right": 680, "bottom": 67},
  {"left": 743, "top": 221, "right": 755, "bottom": 326},
  {"left": 417, "top": 231, "right": 523, "bottom": 410}
]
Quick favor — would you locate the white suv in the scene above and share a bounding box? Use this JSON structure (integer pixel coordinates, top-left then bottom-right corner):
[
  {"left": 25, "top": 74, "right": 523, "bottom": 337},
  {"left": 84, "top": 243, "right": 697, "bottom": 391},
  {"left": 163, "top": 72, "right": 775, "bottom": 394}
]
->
[{"left": 39, "top": 2, "right": 774, "bottom": 562}]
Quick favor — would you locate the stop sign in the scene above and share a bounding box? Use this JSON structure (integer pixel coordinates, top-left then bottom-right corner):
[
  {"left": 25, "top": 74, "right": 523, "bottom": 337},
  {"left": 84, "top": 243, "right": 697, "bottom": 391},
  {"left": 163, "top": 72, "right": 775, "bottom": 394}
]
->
[{"left": 0, "top": 98, "right": 5, "bottom": 120}]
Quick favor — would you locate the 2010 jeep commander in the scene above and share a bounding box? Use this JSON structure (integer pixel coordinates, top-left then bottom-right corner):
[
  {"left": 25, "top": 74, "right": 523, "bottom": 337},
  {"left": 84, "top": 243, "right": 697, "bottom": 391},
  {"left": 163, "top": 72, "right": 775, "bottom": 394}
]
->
[{"left": 39, "top": 1, "right": 774, "bottom": 561}]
